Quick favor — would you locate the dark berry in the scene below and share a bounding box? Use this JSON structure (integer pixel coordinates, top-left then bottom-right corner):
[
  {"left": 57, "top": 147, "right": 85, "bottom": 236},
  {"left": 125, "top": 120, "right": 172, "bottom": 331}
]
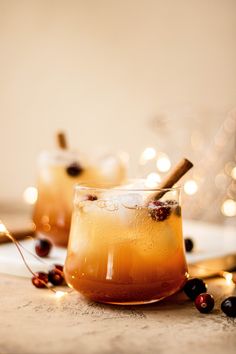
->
[
  {"left": 165, "top": 200, "right": 178, "bottom": 206},
  {"left": 66, "top": 162, "right": 83, "bottom": 177},
  {"left": 32, "top": 272, "right": 48, "bottom": 288},
  {"left": 84, "top": 194, "right": 98, "bottom": 201},
  {"left": 185, "top": 238, "right": 194, "bottom": 252},
  {"left": 48, "top": 265, "right": 64, "bottom": 286},
  {"left": 221, "top": 296, "right": 236, "bottom": 317},
  {"left": 148, "top": 201, "right": 171, "bottom": 221},
  {"left": 54, "top": 264, "right": 64, "bottom": 272},
  {"left": 183, "top": 278, "right": 207, "bottom": 300},
  {"left": 35, "top": 238, "right": 52, "bottom": 257},
  {"left": 195, "top": 293, "right": 215, "bottom": 313}
]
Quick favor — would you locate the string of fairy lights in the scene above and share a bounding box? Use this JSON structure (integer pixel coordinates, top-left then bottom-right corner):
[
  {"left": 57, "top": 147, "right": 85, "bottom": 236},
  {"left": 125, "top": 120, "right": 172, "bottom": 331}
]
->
[{"left": 140, "top": 109, "right": 236, "bottom": 221}]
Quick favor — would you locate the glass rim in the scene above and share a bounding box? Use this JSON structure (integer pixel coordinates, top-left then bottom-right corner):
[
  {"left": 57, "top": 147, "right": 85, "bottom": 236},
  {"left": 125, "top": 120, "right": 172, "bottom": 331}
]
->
[{"left": 74, "top": 181, "right": 181, "bottom": 193}]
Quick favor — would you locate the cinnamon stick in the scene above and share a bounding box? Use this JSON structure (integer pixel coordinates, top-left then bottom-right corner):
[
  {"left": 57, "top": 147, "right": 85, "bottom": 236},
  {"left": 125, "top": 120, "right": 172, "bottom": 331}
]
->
[
  {"left": 150, "top": 158, "right": 193, "bottom": 201},
  {"left": 56, "top": 131, "right": 68, "bottom": 149}
]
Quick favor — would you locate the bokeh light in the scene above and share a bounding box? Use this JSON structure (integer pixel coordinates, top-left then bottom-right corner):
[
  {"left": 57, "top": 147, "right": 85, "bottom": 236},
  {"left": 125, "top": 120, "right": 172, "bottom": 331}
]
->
[
  {"left": 145, "top": 172, "right": 161, "bottom": 188},
  {"left": 140, "top": 147, "right": 156, "bottom": 164},
  {"left": 221, "top": 199, "right": 236, "bottom": 217},
  {"left": 184, "top": 180, "right": 198, "bottom": 195},
  {"left": 156, "top": 153, "right": 171, "bottom": 172},
  {"left": 231, "top": 166, "right": 236, "bottom": 180},
  {"left": 23, "top": 187, "right": 38, "bottom": 205}
]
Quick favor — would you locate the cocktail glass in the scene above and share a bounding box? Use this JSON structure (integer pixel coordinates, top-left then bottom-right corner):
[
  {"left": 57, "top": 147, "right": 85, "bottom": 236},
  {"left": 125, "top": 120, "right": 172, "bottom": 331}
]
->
[
  {"left": 64, "top": 181, "right": 188, "bottom": 304},
  {"left": 32, "top": 150, "right": 126, "bottom": 246}
]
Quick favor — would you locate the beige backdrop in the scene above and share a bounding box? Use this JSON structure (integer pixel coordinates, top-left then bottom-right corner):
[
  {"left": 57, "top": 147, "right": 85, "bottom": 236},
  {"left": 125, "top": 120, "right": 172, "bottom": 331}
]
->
[{"left": 0, "top": 0, "right": 236, "bottom": 202}]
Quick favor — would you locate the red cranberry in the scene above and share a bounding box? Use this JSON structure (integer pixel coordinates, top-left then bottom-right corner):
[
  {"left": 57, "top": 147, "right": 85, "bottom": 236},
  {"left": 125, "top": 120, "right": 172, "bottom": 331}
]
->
[
  {"left": 148, "top": 201, "right": 171, "bottom": 221},
  {"left": 184, "top": 238, "right": 194, "bottom": 252},
  {"left": 221, "top": 296, "right": 236, "bottom": 317},
  {"left": 195, "top": 293, "right": 215, "bottom": 313},
  {"left": 165, "top": 200, "right": 178, "bottom": 206},
  {"left": 54, "top": 264, "right": 63, "bottom": 272},
  {"left": 48, "top": 265, "right": 64, "bottom": 286},
  {"left": 32, "top": 272, "right": 48, "bottom": 288},
  {"left": 66, "top": 162, "right": 83, "bottom": 177},
  {"left": 183, "top": 278, "right": 207, "bottom": 300},
  {"left": 35, "top": 238, "right": 52, "bottom": 257},
  {"left": 84, "top": 194, "right": 98, "bottom": 201}
]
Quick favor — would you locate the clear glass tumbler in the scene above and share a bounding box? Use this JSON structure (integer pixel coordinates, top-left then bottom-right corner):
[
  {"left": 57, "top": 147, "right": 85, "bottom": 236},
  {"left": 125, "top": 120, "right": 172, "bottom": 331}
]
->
[{"left": 64, "top": 182, "right": 188, "bottom": 304}]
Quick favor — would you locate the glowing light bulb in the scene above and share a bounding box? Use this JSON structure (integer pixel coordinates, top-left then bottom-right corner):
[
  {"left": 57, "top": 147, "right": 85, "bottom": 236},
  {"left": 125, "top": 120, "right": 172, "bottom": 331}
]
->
[
  {"left": 23, "top": 187, "right": 38, "bottom": 205},
  {"left": 231, "top": 167, "right": 236, "bottom": 180},
  {"left": 0, "top": 222, "right": 7, "bottom": 234},
  {"left": 156, "top": 153, "right": 171, "bottom": 172},
  {"left": 184, "top": 180, "right": 198, "bottom": 195},
  {"left": 140, "top": 147, "right": 156, "bottom": 164},
  {"left": 55, "top": 291, "right": 67, "bottom": 299},
  {"left": 221, "top": 199, "right": 236, "bottom": 217},
  {"left": 222, "top": 272, "right": 233, "bottom": 286},
  {"left": 145, "top": 172, "right": 161, "bottom": 188}
]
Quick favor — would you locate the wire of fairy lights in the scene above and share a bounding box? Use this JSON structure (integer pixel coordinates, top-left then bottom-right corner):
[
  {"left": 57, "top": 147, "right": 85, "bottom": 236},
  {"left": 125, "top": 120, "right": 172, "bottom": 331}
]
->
[{"left": 0, "top": 219, "right": 71, "bottom": 298}]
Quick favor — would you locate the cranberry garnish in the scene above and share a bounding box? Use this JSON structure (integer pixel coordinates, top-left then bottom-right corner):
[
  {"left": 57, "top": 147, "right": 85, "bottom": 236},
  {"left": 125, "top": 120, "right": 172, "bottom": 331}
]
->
[
  {"left": 35, "top": 238, "right": 52, "bottom": 258},
  {"left": 66, "top": 162, "right": 83, "bottom": 177},
  {"left": 195, "top": 293, "right": 215, "bottom": 313},
  {"left": 183, "top": 278, "right": 207, "bottom": 300},
  {"left": 148, "top": 201, "right": 171, "bottom": 221},
  {"left": 48, "top": 265, "right": 64, "bottom": 286},
  {"left": 184, "top": 238, "right": 194, "bottom": 252},
  {"left": 32, "top": 272, "right": 48, "bottom": 288},
  {"left": 165, "top": 200, "right": 178, "bottom": 206},
  {"left": 221, "top": 296, "right": 236, "bottom": 317},
  {"left": 84, "top": 194, "right": 98, "bottom": 201}
]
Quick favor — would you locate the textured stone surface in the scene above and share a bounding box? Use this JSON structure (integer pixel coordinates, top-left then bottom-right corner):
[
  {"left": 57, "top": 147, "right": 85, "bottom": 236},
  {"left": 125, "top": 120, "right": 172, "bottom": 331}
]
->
[{"left": 0, "top": 274, "right": 235, "bottom": 354}]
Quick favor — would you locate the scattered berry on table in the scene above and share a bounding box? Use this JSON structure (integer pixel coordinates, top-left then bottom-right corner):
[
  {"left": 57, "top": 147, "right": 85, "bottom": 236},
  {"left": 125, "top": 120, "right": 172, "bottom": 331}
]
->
[
  {"left": 32, "top": 272, "right": 48, "bottom": 288},
  {"left": 221, "top": 296, "right": 236, "bottom": 317},
  {"left": 194, "top": 293, "right": 215, "bottom": 313},
  {"left": 48, "top": 268, "right": 64, "bottom": 286},
  {"left": 35, "top": 238, "right": 52, "bottom": 257},
  {"left": 184, "top": 238, "right": 194, "bottom": 252},
  {"left": 54, "top": 264, "right": 64, "bottom": 272},
  {"left": 183, "top": 278, "right": 207, "bottom": 300}
]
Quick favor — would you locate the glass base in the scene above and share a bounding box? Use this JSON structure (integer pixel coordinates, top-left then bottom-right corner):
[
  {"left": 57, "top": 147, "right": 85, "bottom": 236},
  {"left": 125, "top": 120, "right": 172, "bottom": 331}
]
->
[
  {"left": 101, "top": 298, "right": 165, "bottom": 305},
  {"left": 93, "top": 281, "right": 186, "bottom": 306}
]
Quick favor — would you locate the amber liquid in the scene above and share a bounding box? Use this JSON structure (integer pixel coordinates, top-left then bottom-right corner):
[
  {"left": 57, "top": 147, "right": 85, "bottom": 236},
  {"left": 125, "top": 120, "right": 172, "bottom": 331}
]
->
[{"left": 64, "top": 198, "right": 188, "bottom": 304}]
